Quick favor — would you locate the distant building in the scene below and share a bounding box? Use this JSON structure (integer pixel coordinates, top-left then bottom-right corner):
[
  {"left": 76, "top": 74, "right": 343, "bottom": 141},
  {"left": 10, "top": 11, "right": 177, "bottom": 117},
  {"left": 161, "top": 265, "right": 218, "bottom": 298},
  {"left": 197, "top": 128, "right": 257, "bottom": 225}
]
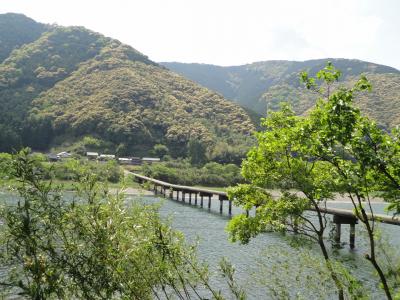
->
[
  {"left": 131, "top": 157, "right": 142, "bottom": 165},
  {"left": 118, "top": 157, "right": 132, "bottom": 165},
  {"left": 47, "top": 154, "right": 60, "bottom": 162},
  {"left": 57, "top": 151, "right": 72, "bottom": 158},
  {"left": 86, "top": 152, "right": 99, "bottom": 159},
  {"left": 98, "top": 154, "right": 116, "bottom": 161},
  {"left": 142, "top": 157, "right": 161, "bottom": 164}
]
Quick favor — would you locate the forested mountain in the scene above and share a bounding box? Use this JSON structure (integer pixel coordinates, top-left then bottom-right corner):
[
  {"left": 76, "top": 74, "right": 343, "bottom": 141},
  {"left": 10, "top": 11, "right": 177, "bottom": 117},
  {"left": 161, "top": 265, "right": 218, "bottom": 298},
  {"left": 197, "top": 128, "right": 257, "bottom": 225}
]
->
[
  {"left": 0, "top": 13, "right": 47, "bottom": 63},
  {"left": 162, "top": 60, "right": 400, "bottom": 128},
  {"left": 0, "top": 14, "right": 254, "bottom": 157}
]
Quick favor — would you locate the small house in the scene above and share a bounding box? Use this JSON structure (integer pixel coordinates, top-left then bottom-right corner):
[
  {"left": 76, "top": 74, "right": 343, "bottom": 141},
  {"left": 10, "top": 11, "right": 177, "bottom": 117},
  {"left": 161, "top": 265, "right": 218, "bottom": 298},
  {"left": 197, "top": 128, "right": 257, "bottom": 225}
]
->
[
  {"left": 131, "top": 157, "right": 142, "bottom": 166},
  {"left": 86, "top": 152, "right": 99, "bottom": 160},
  {"left": 142, "top": 157, "right": 161, "bottom": 164},
  {"left": 98, "top": 154, "right": 116, "bottom": 161},
  {"left": 57, "top": 151, "right": 72, "bottom": 158},
  {"left": 47, "top": 154, "right": 60, "bottom": 162},
  {"left": 118, "top": 157, "right": 132, "bottom": 165}
]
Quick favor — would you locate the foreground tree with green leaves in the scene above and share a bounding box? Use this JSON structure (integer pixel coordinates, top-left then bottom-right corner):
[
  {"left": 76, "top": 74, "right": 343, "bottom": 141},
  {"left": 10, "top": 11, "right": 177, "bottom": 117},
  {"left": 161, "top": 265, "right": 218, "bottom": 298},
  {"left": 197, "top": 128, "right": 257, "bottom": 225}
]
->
[
  {"left": 227, "top": 63, "right": 400, "bottom": 299},
  {"left": 0, "top": 150, "right": 244, "bottom": 299}
]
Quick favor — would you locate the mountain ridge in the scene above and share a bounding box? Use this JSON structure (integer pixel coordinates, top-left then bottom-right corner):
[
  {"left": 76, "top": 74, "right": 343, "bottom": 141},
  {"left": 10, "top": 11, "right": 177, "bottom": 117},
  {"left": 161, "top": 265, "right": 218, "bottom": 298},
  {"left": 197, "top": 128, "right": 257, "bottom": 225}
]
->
[
  {"left": 0, "top": 14, "right": 254, "bottom": 159},
  {"left": 0, "top": 13, "right": 48, "bottom": 63},
  {"left": 161, "top": 59, "right": 400, "bottom": 128},
  {"left": 161, "top": 58, "right": 399, "bottom": 71}
]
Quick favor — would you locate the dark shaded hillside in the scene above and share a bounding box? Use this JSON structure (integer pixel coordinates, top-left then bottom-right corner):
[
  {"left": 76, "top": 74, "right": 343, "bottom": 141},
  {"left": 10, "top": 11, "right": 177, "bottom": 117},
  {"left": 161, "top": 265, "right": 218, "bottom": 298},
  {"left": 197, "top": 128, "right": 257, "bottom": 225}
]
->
[
  {"left": 0, "top": 25, "right": 114, "bottom": 150},
  {"left": 0, "top": 14, "right": 254, "bottom": 156},
  {"left": 0, "top": 13, "right": 47, "bottom": 63},
  {"left": 162, "top": 59, "right": 400, "bottom": 127}
]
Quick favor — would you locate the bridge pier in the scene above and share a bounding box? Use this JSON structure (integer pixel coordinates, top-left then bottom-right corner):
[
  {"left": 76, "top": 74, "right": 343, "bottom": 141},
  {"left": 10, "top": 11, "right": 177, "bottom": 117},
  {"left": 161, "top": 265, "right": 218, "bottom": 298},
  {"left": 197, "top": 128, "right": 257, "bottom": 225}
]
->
[
  {"left": 200, "top": 195, "right": 204, "bottom": 208},
  {"left": 219, "top": 195, "right": 229, "bottom": 215},
  {"left": 350, "top": 223, "right": 356, "bottom": 249},
  {"left": 200, "top": 192, "right": 212, "bottom": 210},
  {"left": 335, "top": 223, "right": 341, "bottom": 245},
  {"left": 189, "top": 192, "right": 192, "bottom": 204},
  {"left": 195, "top": 193, "right": 198, "bottom": 206},
  {"left": 333, "top": 215, "right": 358, "bottom": 249},
  {"left": 228, "top": 200, "right": 232, "bottom": 216}
]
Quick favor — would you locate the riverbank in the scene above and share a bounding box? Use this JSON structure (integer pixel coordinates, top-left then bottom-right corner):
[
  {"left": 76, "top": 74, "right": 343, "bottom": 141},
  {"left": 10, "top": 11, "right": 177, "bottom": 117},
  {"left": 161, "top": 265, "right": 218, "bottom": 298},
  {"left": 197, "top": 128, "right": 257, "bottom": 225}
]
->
[
  {"left": 109, "top": 187, "right": 153, "bottom": 196},
  {"left": 1, "top": 176, "right": 385, "bottom": 204},
  {"left": 133, "top": 183, "right": 384, "bottom": 204},
  {"left": 266, "top": 189, "right": 384, "bottom": 203}
]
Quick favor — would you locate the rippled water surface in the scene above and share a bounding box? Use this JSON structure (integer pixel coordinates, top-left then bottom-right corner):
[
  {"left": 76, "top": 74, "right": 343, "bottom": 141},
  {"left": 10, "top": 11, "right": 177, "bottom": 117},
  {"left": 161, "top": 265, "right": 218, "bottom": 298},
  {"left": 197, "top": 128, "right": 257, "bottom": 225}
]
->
[
  {"left": 134, "top": 194, "right": 399, "bottom": 299},
  {"left": 1, "top": 190, "right": 399, "bottom": 299}
]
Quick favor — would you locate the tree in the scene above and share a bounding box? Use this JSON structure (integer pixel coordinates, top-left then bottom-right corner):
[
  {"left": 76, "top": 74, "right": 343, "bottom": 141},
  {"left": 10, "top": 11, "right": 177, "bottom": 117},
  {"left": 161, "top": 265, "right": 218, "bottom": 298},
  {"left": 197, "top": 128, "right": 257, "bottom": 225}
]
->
[
  {"left": 0, "top": 153, "right": 12, "bottom": 183},
  {"left": 153, "top": 143, "right": 169, "bottom": 158},
  {"left": 226, "top": 106, "right": 350, "bottom": 299},
  {"left": 301, "top": 63, "right": 400, "bottom": 299},
  {"left": 188, "top": 139, "right": 207, "bottom": 166},
  {"left": 22, "top": 115, "right": 53, "bottom": 150},
  {"left": 0, "top": 124, "right": 22, "bottom": 153},
  {"left": 0, "top": 149, "right": 245, "bottom": 299},
  {"left": 227, "top": 63, "right": 400, "bottom": 299}
]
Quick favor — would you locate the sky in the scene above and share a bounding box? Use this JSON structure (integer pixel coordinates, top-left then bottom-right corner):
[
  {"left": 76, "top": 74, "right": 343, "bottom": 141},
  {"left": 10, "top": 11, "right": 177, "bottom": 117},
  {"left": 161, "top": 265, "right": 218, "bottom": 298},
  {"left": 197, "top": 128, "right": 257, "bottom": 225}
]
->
[{"left": 1, "top": 0, "right": 399, "bottom": 69}]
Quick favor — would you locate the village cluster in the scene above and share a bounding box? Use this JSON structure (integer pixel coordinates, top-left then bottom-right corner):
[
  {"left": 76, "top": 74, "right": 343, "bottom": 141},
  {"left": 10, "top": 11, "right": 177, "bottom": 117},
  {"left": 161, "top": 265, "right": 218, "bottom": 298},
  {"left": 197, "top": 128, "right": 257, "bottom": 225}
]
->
[{"left": 48, "top": 151, "right": 161, "bottom": 165}]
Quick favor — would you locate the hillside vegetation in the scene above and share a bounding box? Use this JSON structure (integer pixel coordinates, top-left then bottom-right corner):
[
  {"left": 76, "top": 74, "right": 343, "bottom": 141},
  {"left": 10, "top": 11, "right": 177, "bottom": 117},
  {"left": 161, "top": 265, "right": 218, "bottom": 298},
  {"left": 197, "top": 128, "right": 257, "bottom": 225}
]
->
[
  {"left": 0, "top": 13, "right": 47, "bottom": 63},
  {"left": 162, "top": 59, "right": 400, "bottom": 128},
  {"left": 0, "top": 14, "right": 254, "bottom": 158}
]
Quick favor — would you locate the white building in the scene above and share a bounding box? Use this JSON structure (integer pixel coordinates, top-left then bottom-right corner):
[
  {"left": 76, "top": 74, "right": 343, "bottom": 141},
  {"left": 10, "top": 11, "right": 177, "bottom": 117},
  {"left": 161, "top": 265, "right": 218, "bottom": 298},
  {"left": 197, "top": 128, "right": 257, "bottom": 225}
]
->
[
  {"left": 86, "top": 152, "right": 99, "bottom": 159},
  {"left": 57, "top": 151, "right": 72, "bottom": 158},
  {"left": 142, "top": 157, "right": 161, "bottom": 164},
  {"left": 118, "top": 157, "right": 132, "bottom": 165}
]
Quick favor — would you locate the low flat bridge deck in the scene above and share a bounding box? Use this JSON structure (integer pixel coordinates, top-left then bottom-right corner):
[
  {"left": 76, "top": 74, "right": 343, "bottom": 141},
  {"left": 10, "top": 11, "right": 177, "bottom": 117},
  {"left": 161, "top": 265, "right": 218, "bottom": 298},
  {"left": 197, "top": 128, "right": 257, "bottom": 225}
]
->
[{"left": 128, "top": 171, "right": 400, "bottom": 249}]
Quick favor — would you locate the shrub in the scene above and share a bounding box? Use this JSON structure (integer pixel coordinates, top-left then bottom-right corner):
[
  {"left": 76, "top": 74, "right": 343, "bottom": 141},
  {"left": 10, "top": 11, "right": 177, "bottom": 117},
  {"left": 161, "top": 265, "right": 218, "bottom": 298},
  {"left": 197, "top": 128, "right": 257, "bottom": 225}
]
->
[
  {"left": 143, "top": 160, "right": 244, "bottom": 187},
  {"left": 0, "top": 150, "right": 232, "bottom": 299}
]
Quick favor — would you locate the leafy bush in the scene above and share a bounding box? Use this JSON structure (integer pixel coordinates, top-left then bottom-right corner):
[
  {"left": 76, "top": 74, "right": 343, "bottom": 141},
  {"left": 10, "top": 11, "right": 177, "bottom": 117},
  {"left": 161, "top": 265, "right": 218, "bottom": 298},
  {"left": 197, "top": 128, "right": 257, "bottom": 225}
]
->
[
  {"left": 142, "top": 159, "right": 243, "bottom": 187},
  {"left": 152, "top": 143, "right": 169, "bottom": 158},
  {"left": 48, "top": 158, "right": 122, "bottom": 183},
  {"left": 0, "top": 153, "right": 12, "bottom": 181},
  {"left": 0, "top": 150, "right": 232, "bottom": 299}
]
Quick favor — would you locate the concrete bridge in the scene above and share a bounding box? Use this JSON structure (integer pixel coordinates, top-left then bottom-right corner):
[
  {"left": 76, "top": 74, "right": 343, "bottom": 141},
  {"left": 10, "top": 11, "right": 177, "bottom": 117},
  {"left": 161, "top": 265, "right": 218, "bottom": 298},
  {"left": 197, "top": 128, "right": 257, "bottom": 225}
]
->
[
  {"left": 128, "top": 171, "right": 400, "bottom": 249},
  {"left": 129, "top": 172, "right": 233, "bottom": 214}
]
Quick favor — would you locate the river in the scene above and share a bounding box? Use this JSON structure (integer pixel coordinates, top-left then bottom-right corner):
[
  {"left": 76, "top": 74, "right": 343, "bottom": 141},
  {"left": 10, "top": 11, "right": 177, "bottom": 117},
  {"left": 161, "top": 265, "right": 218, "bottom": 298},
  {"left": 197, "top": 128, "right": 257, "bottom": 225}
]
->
[
  {"left": 134, "top": 194, "right": 399, "bottom": 299},
  {"left": 1, "top": 190, "right": 399, "bottom": 299}
]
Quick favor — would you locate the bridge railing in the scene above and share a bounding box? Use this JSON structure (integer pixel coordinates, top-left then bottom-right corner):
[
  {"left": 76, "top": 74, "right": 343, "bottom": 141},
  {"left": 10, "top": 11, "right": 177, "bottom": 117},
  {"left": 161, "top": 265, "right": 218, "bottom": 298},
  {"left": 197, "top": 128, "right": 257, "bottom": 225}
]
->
[
  {"left": 128, "top": 171, "right": 400, "bottom": 224},
  {"left": 128, "top": 171, "right": 400, "bottom": 249},
  {"left": 129, "top": 172, "right": 227, "bottom": 196}
]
